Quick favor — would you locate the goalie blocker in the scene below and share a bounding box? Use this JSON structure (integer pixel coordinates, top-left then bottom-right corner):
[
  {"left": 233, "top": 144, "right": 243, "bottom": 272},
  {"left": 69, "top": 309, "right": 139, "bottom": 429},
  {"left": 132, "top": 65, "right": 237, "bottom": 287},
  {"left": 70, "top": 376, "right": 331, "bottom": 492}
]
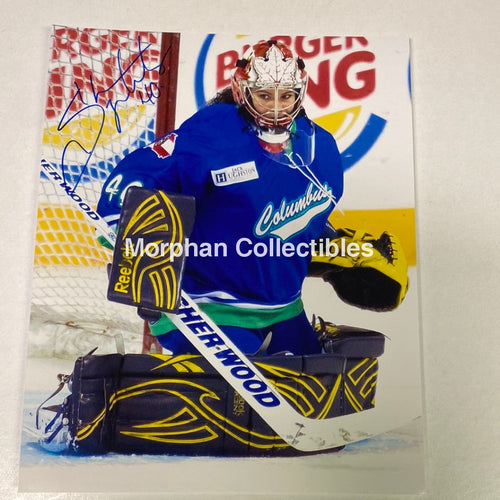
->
[
  {"left": 35, "top": 322, "right": 385, "bottom": 456},
  {"left": 107, "top": 186, "right": 195, "bottom": 315}
]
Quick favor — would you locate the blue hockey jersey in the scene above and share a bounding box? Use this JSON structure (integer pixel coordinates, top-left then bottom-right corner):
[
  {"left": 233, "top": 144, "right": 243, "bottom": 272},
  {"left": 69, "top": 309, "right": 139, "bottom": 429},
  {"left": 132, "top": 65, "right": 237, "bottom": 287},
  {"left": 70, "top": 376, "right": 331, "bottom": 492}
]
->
[{"left": 98, "top": 103, "right": 343, "bottom": 325}]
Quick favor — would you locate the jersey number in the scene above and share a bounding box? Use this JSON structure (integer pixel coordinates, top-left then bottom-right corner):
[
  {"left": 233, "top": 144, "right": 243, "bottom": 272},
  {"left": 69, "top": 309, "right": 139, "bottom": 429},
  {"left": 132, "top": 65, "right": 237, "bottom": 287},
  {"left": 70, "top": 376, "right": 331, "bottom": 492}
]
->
[{"left": 105, "top": 175, "right": 144, "bottom": 206}]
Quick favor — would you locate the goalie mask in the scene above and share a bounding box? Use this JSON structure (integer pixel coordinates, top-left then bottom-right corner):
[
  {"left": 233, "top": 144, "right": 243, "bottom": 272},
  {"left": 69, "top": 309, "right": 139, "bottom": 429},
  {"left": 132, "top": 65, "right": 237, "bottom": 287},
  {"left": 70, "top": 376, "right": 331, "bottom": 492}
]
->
[{"left": 232, "top": 40, "right": 308, "bottom": 152}]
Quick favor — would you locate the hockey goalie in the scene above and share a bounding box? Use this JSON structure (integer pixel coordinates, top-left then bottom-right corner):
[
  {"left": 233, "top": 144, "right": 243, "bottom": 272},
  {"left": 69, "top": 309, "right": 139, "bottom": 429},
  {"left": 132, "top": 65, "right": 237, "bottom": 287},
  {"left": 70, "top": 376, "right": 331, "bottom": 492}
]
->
[{"left": 34, "top": 39, "right": 408, "bottom": 456}]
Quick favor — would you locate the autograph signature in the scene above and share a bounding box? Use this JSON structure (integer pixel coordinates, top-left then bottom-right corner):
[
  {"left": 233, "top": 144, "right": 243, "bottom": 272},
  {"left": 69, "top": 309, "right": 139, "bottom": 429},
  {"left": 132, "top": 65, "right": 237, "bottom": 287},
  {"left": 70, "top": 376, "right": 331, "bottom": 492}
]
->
[{"left": 56, "top": 36, "right": 171, "bottom": 193}]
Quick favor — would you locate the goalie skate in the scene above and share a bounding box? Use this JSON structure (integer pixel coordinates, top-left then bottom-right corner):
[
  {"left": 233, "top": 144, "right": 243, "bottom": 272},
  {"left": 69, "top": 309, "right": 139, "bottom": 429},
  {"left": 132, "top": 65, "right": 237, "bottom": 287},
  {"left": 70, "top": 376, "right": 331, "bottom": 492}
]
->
[
  {"left": 26, "top": 374, "right": 73, "bottom": 453},
  {"left": 31, "top": 401, "right": 71, "bottom": 454}
]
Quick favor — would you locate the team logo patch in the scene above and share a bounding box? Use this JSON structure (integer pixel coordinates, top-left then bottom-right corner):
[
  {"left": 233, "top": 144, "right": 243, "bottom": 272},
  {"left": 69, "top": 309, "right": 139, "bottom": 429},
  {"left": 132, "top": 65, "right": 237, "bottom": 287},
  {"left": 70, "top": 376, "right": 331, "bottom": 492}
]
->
[
  {"left": 254, "top": 182, "right": 333, "bottom": 241},
  {"left": 211, "top": 162, "right": 259, "bottom": 186}
]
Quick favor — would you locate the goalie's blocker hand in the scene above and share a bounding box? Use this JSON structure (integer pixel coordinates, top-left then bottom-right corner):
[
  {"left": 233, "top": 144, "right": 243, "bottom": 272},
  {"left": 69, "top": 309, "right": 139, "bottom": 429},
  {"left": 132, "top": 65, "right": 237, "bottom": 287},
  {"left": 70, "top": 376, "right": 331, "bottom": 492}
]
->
[
  {"left": 107, "top": 187, "right": 195, "bottom": 315},
  {"left": 308, "top": 227, "right": 409, "bottom": 311}
]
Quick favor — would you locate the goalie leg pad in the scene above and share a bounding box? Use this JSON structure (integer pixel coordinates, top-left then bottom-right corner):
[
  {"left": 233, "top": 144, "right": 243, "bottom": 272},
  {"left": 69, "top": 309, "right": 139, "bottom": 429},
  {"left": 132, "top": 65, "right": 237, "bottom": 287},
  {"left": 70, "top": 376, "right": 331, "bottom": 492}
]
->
[
  {"left": 312, "top": 315, "right": 386, "bottom": 357},
  {"left": 38, "top": 334, "right": 385, "bottom": 457}
]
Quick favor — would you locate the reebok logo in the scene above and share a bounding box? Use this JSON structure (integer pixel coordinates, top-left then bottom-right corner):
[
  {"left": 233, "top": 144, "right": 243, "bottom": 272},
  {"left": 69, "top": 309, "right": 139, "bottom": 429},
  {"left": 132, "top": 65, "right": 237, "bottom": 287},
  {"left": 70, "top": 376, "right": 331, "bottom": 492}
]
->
[{"left": 211, "top": 162, "right": 259, "bottom": 186}]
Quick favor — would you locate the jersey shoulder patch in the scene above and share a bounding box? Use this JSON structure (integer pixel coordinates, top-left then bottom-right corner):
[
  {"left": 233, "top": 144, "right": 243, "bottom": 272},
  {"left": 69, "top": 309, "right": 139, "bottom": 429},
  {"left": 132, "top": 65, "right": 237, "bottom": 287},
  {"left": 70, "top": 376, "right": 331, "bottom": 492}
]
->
[{"left": 151, "top": 133, "right": 178, "bottom": 159}]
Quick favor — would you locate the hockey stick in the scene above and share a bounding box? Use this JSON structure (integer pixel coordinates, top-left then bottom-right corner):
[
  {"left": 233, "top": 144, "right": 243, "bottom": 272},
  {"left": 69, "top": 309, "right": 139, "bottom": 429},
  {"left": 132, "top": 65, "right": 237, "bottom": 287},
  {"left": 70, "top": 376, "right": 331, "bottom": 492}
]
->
[{"left": 40, "top": 158, "right": 419, "bottom": 452}]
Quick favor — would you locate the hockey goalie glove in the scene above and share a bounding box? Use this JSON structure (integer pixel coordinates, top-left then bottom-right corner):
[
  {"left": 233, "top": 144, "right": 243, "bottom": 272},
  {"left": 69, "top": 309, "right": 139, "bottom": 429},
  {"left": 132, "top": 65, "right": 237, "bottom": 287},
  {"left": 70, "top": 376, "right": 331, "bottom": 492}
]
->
[
  {"left": 107, "top": 187, "right": 195, "bottom": 314},
  {"left": 308, "top": 228, "right": 408, "bottom": 311}
]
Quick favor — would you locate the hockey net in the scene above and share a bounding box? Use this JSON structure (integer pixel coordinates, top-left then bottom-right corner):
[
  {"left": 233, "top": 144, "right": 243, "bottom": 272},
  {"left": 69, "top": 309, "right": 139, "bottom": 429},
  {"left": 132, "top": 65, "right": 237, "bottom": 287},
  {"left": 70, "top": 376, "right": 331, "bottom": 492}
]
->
[{"left": 30, "top": 27, "right": 179, "bottom": 358}]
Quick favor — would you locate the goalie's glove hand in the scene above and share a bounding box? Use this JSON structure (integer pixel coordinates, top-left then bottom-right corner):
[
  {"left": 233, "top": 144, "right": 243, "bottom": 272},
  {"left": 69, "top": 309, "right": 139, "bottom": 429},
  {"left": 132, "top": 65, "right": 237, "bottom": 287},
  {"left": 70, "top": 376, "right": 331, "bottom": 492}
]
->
[{"left": 308, "top": 228, "right": 408, "bottom": 311}]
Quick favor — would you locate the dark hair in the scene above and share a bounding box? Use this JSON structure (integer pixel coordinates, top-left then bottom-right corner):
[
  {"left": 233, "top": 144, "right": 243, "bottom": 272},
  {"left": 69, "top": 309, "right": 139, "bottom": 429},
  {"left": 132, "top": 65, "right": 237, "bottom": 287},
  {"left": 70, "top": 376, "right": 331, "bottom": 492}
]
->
[{"left": 206, "top": 86, "right": 236, "bottom": 106}]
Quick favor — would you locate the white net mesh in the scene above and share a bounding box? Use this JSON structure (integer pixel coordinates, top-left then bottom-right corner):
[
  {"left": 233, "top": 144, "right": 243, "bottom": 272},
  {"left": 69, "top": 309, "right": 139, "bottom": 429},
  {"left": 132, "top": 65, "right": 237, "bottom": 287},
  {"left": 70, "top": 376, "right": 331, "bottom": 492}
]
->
[{"left": 30, "top": 26, "right": 169, "bottom": 357}]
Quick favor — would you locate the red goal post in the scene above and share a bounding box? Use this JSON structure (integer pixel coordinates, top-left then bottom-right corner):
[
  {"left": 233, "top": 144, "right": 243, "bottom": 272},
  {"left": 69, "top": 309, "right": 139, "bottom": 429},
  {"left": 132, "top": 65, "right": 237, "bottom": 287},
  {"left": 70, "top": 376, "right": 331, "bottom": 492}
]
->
[{"left": 144, "top": 32, "right": 180, "bottom": 354}]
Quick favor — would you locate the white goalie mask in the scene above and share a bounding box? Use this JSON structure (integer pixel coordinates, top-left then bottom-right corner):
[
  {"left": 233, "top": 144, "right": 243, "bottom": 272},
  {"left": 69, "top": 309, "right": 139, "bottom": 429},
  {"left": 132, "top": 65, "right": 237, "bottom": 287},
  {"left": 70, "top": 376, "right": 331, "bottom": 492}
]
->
[{"left": 232, "top": 40, "right": 308, "bottom": 150}]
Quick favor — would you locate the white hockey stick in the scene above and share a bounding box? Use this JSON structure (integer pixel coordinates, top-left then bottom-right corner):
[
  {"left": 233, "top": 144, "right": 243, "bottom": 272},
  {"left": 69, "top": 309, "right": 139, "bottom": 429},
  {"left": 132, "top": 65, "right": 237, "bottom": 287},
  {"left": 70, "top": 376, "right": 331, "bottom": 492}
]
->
[
  {"left": 40, "top": 159, "right": 118, "bottom": 247},
  {"left": 41, "top": 158, "right": 419, "bottom": 452}
]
